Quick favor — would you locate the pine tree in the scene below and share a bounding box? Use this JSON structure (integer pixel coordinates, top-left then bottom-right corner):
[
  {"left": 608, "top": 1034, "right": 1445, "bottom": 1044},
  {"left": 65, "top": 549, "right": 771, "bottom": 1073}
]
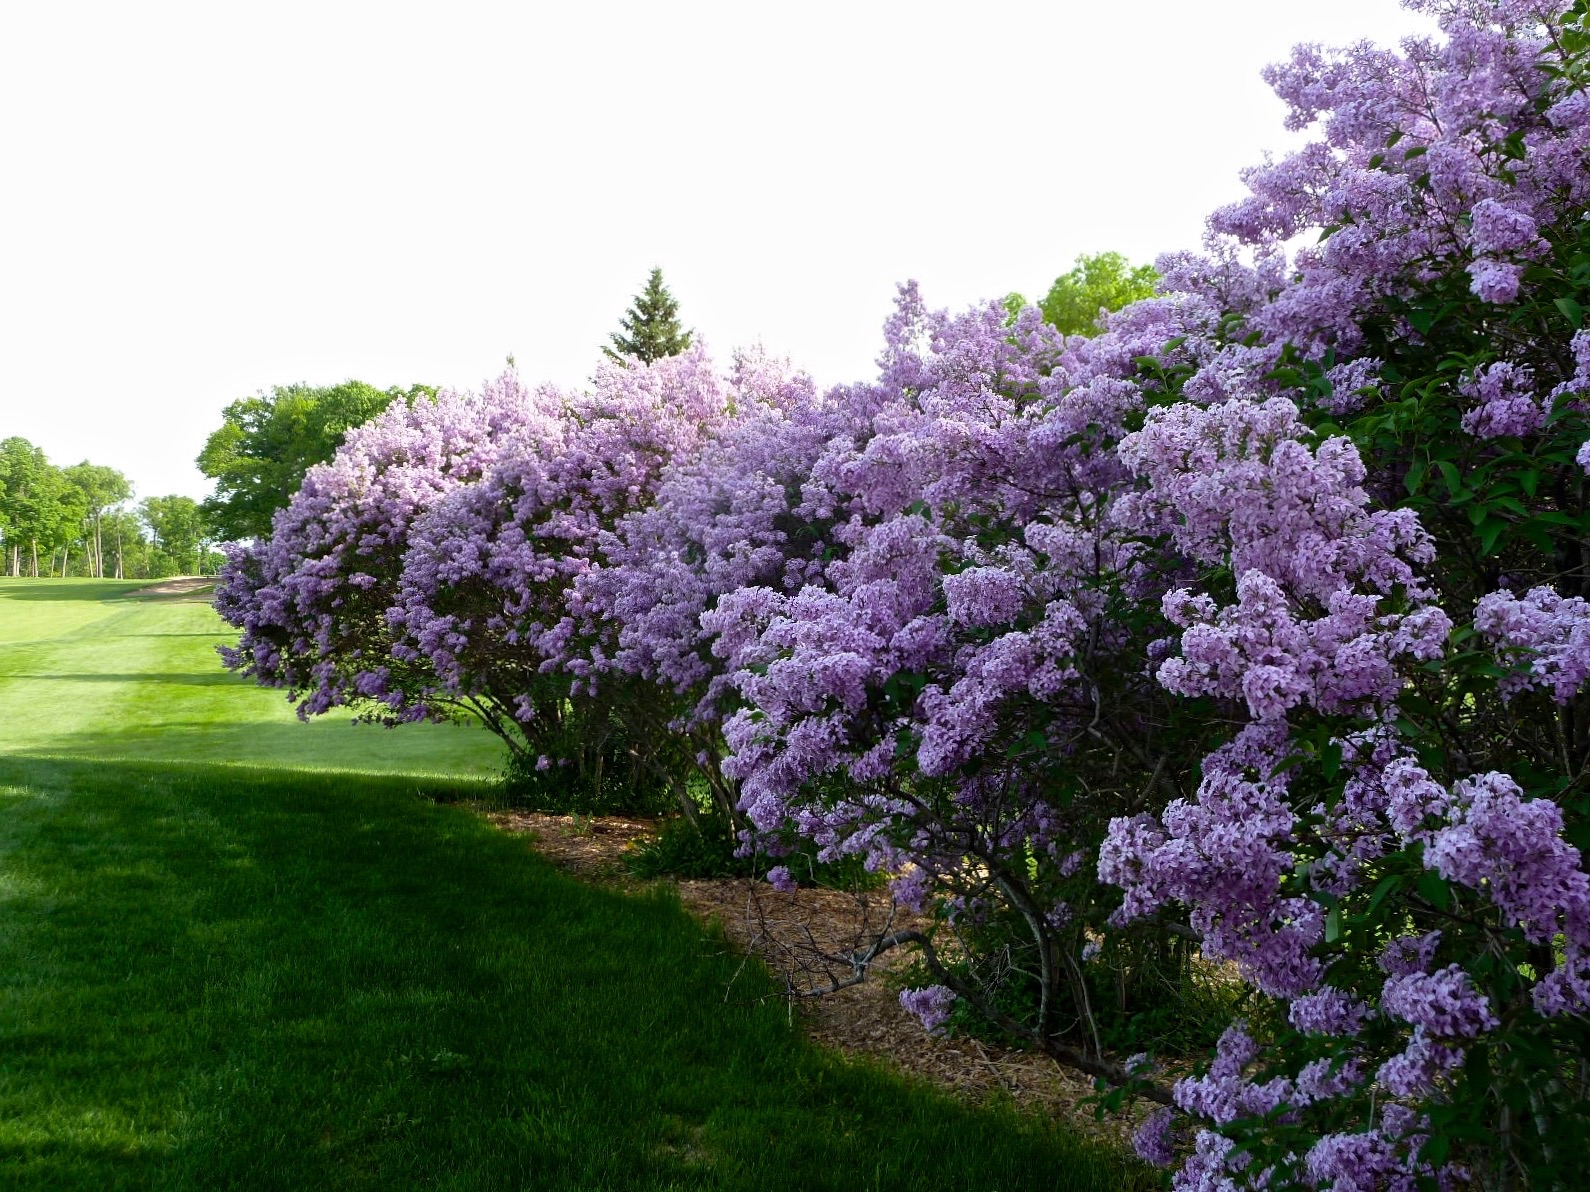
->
[{"left": 603, "top": 268, "right": 692, "bottom": 365}]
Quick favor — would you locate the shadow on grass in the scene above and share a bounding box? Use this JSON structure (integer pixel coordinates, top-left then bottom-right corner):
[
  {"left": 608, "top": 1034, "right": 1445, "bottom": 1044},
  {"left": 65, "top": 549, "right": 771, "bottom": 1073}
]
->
[
  {"left": 0, "top": 753, "right": 494, "bottom": 805},
  {"left": 0, "top": 582, "right": 152, "bottom": 601},
  {"left": 0, "top": 755, "right": 1149, "bottom": 1192}
]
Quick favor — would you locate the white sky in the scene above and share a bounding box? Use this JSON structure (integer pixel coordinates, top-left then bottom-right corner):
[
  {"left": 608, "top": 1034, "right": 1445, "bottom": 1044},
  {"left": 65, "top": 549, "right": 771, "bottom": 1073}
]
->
[{"left": 0, "top": 1, "right": 1438, "bottom": 505}]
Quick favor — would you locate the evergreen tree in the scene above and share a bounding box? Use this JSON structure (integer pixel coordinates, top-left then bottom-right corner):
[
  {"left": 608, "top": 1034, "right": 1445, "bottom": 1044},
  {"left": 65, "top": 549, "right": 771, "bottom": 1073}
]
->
[{"left": 603, "top": 268, "right": 691, "bottom": 365}]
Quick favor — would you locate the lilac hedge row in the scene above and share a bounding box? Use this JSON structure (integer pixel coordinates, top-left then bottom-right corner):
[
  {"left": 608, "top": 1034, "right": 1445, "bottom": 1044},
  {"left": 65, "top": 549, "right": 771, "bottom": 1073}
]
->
[{"left": 218, "top": 3, "right": 1590, "bottom": 1185}]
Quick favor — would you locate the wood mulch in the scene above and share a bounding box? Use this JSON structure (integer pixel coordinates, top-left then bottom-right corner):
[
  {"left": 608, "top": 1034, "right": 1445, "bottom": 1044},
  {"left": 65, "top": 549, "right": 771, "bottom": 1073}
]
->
[{"left": 485, "top": 808, "right": 1144, "bottom": 1152}]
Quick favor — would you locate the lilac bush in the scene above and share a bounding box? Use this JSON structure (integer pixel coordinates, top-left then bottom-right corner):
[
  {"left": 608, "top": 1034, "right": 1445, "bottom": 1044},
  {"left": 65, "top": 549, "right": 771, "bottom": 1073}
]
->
[
  {"left": 1090, "top": 2, "right": 1590, "bottom": 1183},
  {"left": 701, "top": 286, "right": 1236, "bottom": 1087},
  {"left": 569, "top": 350, "right": 851, "bottom": 816},
  {"left": 215, "top": 373, "right": 565, "bottom": 726},
  {"left": 392, "top": 345, "right": 738, "bottom": 805},
  {"left": 215, "top": 2, "right": 1590, "bottom": 1183}
]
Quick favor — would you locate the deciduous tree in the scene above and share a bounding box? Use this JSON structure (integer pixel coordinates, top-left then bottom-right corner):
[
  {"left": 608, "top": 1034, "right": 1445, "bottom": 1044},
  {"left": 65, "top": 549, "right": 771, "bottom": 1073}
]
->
[
  {"left": 140, "top": 495, "right": 210, "bottom": 576},
  {"left": 63, "top": 462, "right": 131, "bottom": 578},
  {"left": 0, "top": 438, "right": 76, "bottom": 576},
  {"left": 197, "top": 380, "right": 432, "bottom": 541},
  {"left": 1036, "top": 251, "right": 1158, "bottom": 337}
]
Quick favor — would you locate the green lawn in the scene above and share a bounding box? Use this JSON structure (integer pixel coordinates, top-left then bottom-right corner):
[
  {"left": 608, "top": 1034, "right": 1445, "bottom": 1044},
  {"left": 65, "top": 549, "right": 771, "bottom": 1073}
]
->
[
  {"left": 0, "top": 579, "right": 1148, "bottom": 1190},
  {"left": 0, "top": 579, "right": 502, "bottom": 778}
]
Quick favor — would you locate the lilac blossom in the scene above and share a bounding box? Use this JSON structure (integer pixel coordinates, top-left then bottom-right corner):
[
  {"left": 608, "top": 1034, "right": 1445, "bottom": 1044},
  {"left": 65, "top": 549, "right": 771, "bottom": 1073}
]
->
[
  {"left": 899, "top": 985, "right": 957, "bottom": 1035},
  {"left": 1134, "top": 1107, "right": 1177, "bottom": 1167},
  {"left": 1289, "top": 987, "right": 1372, "bottom": 1038},
  {"left": 215, "top": 371, "right": 566, "bottom": 723},
  {"left": 1457, "top": 361, "right": 1543, "bottom": 439},
  {"left": 1474, "top": 585, "right": 1590, "bottom": 702}
]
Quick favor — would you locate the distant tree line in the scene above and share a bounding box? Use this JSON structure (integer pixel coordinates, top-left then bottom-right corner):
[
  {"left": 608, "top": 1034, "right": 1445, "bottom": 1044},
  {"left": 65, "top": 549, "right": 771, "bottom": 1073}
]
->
[{"left": 0, "top": 437, "right": 218, "bottom": 579}]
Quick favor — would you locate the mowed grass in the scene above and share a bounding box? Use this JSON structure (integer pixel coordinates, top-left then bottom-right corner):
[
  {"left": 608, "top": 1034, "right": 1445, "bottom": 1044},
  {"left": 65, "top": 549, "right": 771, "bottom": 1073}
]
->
[
  {"left": 0, "top": 579, "right": 502, "bottom": 778},
  {"left": 0, "top": 579, "right": 1150, "bottom": 1190}
]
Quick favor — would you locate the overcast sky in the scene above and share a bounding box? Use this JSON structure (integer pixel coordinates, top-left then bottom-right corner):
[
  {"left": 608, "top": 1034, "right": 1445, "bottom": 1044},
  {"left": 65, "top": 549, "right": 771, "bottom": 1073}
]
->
[{"left": 0, "top": 1, "right": 1439, "bottom": 504}]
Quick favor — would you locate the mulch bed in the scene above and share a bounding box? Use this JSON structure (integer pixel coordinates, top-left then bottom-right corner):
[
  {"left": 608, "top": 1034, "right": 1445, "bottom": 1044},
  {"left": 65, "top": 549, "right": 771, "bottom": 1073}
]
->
[{"left": 486, "top": 809, "right": 1144, "bottom": 1151}]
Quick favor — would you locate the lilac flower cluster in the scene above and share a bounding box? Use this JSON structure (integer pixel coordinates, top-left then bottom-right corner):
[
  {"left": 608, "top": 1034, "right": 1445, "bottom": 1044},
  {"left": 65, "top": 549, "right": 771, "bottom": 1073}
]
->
[
  {"left": 215, "top": 372, "right": 566, "bottom": 722},
  {"left": 1203, "top": 0, "right": 1584, "bottom": 349},
  {"left": 396, "top": 345, "right": 733, "bottom": 707},
  {"left": 898, "top": 984, "right": 957, "bottom": 1035},
  {"left": 1474, "top": 584, "right": 1590, "bottom": 703},
  {"left": 1458, "top": 361, "right": 1544, "bottom": 439}
]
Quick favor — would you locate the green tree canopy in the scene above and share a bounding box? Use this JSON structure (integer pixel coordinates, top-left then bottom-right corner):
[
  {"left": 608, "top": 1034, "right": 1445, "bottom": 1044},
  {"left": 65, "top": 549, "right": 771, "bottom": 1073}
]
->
[
  {"left": 140, "top": 495, "right": 210, "bottom": 576},
  {"left": 0, "top": 437, "right": 79, "bottom": 576},
  {"left": 1027, "top": 251, "right": 1159, "bottom": 338},
  {"left": 64, "top": 461, "right": 132, "bottom": 578},
  {"left": 602, "top": 268, "right": 692, "bottom": 365},
  {"left": 197, "top": 380, "right": 432, "bottom": 542},
  {"left": 100, "top": 506, "right": 159, "bottom": 579}
]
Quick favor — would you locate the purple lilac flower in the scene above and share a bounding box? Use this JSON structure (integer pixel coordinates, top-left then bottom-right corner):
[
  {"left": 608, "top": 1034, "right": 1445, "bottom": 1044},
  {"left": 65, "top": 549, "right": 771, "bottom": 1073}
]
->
[
  {"left": 1134, "top": 1108, "right": 1177, "bottom": 1167},
  {"left": 1289, "top": 987, "right": 1373, "bottom": 1037},
  {"left": 899, "top": 985, "right": 957, "bottom": 1035},
  {"left": 1458, "top": 361, "right": 1542, "bottom": 438},
  {"left": 1474, "top": 585, "right": 1590, "bottom": 703}
]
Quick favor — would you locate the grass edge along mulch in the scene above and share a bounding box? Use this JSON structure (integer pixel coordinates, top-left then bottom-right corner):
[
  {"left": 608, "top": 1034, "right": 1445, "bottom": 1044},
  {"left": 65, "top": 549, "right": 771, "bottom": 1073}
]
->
[
  {"left": 0, "top": 755, "right": 1155, "bottom": 1191},
  {"left": 486, "top": 807, "right": 1148, "bottom": 1155}
]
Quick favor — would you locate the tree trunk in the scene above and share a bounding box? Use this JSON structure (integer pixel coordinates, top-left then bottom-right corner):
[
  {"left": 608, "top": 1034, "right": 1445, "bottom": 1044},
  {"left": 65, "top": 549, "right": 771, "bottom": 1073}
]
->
[{"left": 29, "top": 540, "right": 38, "bottom": 578}]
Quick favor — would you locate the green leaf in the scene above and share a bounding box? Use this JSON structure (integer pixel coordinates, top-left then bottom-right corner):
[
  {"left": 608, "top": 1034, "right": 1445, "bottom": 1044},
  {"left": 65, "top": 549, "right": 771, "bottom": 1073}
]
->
[
  {"left": 1417, "top": 870, "right": 1453, "bottom": 912},
  {"left": 1365, "top": 873, "right": 1404, "bottom": 919},
  {"left": 1321, "top": 740, "right": 1343, "bottom": 781},
  {"left": 1404, "top": 460, "right": 1427, "bottom": 495},
  {"left": 1535, "top": 510, "right": 1585, "bottom": 527},
  {"left": 1556, "top": 296, "right": 1585, "bottom": 329},
  {"left": 1478, "top": 519, "right": 1507, "bottom": 556}
]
